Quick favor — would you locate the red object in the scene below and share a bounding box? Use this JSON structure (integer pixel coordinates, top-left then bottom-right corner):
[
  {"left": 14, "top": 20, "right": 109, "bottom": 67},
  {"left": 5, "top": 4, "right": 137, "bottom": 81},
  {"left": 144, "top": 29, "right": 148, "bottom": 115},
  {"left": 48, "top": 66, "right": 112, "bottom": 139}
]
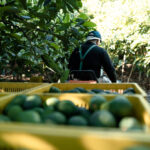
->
[{"left": 68, "top": 80, "right": 97, "bottom": 83}]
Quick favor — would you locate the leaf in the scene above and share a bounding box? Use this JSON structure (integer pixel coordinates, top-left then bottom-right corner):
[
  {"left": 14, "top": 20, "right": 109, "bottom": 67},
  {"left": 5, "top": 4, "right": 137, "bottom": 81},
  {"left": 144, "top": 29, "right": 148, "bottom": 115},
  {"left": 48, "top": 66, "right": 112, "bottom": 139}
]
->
[
  {"left": 34, "top": 47, "right": 43, "bottom": 55},
  {"left": 67, "top": 0, "right": 79, "bottom": 10},
  {"left": 21, "top": 16, "right": 31, "bottom": 19},
  {"left": 11, "top": 33, "right": 21, "bottom": 40},
  {"left": 17, "top": 49, "right": 26, "bottom": 57},
  {"left": 0, "top": 22, "right": 5, "bottom": 28},
  {"left": 56, "top": 0, "right": 64, "bottom": 10},
  {"left": 18, "top": 0, "right": 27, "bottom": 9},
  {"left": 60, "top": 69, "right": 69, "bottom": 82},
  {"left": 23, "top": 22, "right": 35, "bottom": 29},
  {"left": 46, "top": 35, "right": 53, "bottom": 41},
  {"left": 65, "top": 1, "right": 74, "bottom": 13},
  {"left": 78, "top": 13, "right": 89, "bottom": 20},
  {"left": 57, "top": 23, "right": 70, "bottom": 31},
  {"left": 76, "top": 18, "right": 85, "bottom": 26},
  {"left": 71, "top": 27, "right": 80, "bottom": 37},
  {"left": 146, "top": 69, "right": 150, "bottom": 77},
  {"left": 76, "top": 1, "right": 82, "bottom": 8},
  {"left": 38, "top": 0, "right": 45, "bottom": 6},
  {"left": 83, "top": 21, "right": 97, "bottom": 28},
  {"left": 0, "top": 6, "right": 19, "bottom": 14},
  {"left": 44, "top": 0, "right": 51, "bottom": 6},
  {"left": 63, "top": 13, "right": 70, "bottom": 23},
  {"left": 50, "top": 43, "right": 60, "bottom": 50},
  {"left": 41, "top": 54, "right": 62, "bottom": 74},
  {"left": 7, "top": 51, "right": 16, "bottom": 57}
]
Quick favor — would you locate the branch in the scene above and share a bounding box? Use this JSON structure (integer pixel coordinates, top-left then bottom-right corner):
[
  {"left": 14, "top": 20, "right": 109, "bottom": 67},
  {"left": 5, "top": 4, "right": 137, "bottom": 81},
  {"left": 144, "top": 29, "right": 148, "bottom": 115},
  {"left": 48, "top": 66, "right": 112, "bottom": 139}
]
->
[{"left": 127, "top": 64, "right": 134, "bottom": 82}]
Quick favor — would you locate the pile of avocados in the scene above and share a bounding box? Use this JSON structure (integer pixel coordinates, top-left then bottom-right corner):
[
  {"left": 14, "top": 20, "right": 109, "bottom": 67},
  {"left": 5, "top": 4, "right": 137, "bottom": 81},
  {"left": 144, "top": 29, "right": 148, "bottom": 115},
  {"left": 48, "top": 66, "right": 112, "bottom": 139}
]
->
[
  {"left": 0, "top": 93, "right": 144, "bottom": 131},
  {"left": 49, "top": 86, "right": 136, "bottom": 95}
]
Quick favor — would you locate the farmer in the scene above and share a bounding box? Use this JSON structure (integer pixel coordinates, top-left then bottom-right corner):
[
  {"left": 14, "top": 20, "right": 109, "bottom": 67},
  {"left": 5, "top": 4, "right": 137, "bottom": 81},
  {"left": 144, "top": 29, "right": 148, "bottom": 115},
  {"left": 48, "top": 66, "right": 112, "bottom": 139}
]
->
[{"left": 68, "top": 30, "right": 117, "bottom": 83}]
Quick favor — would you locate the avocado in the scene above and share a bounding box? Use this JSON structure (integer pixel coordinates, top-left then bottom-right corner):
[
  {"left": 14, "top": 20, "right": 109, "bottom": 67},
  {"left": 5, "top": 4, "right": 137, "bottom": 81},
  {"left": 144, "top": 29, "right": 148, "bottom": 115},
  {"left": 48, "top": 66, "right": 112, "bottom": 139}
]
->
[
  {"left": 41, "top": 106, "right": 55, "bottom": 120},
  {"left": 77, "top": 107, "right": 91, "bottom": 120},
  {"left": 43, "top": 97, "right": 59, "bottom": 108},
  {"left": 100, "top": 101, "right": 111, "bottom": 110},
  {"left": 7, "top": 105, "right": 23, "bottom": 121},
  {"left": 108, "top": 95, "right": 133, "bottom": 118},
  {"left": 123, "top": 88, "right": 136, "bottom": 94},
  {"left": 15, "top": 110, "right": 41, "bottom": 123},
  {"left": 4, "top": 94, "right": 27, "bottom": 114},
  {"left": 56, "top": 100, "right": 77, "bottom": 116},
  {"left": 0, "top": 114, "right": 10, "bottom": 122},
  {"left": 33, "top": 107, "right": 44, "bottom": 116},
  {"left": 62, "top": 89, "right": 80, "bottom": 93},
  {"left": 44, "top": 111, "right": 66, "bottom": 124},
  {"left": 89, "top": 110, "right": 117, "bottom": 127},
  {"left": 119, "top": 117, "right": 143, "bottom": 131},
  {"left": 9, "top": 94, "right": 27, "bottom": 106},
  {"left": 125, "top": 145, "right": 150, "bottom": 150},
  {"left": 68, "top": 115, "right": 88, "bottom": 126},
  {"left": 91, "top": 89, "right": 105, "bottom": 94},
  {"left": 23, "top": 95, "right": 42, "bottom": 109},
  {"left": 74, "top": 87, "right": 89, "bottom": 93},
  {"left": 89, "top": 95, "right": 106, "bottom": 112},
  {"left": 49, "top": 86, "right": 61, "bottom": 93}
]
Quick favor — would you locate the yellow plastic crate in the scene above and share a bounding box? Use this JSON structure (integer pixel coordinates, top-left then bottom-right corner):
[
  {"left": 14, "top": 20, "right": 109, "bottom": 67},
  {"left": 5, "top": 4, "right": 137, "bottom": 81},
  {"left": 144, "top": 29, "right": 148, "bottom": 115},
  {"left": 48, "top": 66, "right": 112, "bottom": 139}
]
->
[
  {"left": 0, "top": 82, "right": 46, "bottom": 93},
  {"left": 25, "top": 83, "right": 147, "bottom": 97},
  {"left": 0, "top": 93, "right": 9, "bottom": 98},
  {"left": 0, "top": 123, "right": 150, "bottom": 150},
  {"left": 0, "top": 94, "right": 150, "bottom": 150},
  {"left": 0, "top": 93, "right": 149, "bottom": 128}
]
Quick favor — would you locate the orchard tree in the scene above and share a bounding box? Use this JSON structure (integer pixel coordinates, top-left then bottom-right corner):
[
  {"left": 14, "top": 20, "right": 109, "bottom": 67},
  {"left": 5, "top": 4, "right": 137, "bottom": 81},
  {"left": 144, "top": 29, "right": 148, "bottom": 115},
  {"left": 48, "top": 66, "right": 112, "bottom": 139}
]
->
[{"left": 0, "top": 0, "right": 96, "bottom": 82}]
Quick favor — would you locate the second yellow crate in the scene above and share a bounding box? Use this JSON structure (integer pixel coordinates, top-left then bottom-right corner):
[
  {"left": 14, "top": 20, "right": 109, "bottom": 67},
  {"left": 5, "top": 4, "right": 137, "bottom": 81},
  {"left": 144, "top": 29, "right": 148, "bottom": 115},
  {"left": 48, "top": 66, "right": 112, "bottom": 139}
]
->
[
  {"left": 24, "top": 83, "right": 147, "bottom": 97},
  {"left": 0, "top": 82, "right": 47, "bottom": 93}
]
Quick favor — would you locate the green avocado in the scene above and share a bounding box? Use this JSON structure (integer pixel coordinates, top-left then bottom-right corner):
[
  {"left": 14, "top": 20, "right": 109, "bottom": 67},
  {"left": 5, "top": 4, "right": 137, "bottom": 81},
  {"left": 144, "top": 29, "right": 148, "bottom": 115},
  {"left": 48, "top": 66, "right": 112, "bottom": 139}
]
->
[
  {"left": 43, "top": 97, "right": 59, "bottom": 108},
  {"left": 89, "top": 95, "right": 106, "bottom": 112},
  {"left": 119, "top": 117, "right": 143, "bottom": 131},
  {"left": 9, "top": 94, "right": 27, "bottom": 106},
  {"left": 56, "top": 100, "right": 77, "bottom": 116},
  {"left": 107, "top": 95, "right": 133, "bottom": 118},
  {"left": 44, "top": 111, "right": 67, "bottom": 124},
  {"left": 7, "top": 105, "right": 23, "bottom": 121},
  {"left": 23, "top": 95, "right": 42, "bottom": 109},
  {"left": 62, "top": 89, "right": 80, "bottom": 93},
  {"left": 68, "top": 115, "right": 88, "bottom": 126},
  {"left": 0, "top": 114, "right": 10, "bottom": 122},
  {"left": 15, "top": 110, "right": 41, "bottom": 123},
  {"left": 91, "top": 89, "right": 105, "bottom": 94},
  {"left": 77, "top": 107, "right": 91, "bottom": 120},
  {"left": 49, "top": 86, "right": 61, "bottom": 93},
  {"left": 74, "top": 87, "right": 89, "bottom": 93},
  {"left": 123, "top": 88, "right": 136, "bottom": 94},
  {"left": 89, "top": 110, "right": 117, "bottom": 127}
]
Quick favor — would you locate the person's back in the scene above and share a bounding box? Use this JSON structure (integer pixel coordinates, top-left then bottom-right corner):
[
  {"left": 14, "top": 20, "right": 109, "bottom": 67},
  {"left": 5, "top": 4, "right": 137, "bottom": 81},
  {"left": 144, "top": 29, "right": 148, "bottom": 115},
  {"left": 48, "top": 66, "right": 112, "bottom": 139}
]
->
[{"left": 68, "top": 31, "right": 117, "bottom": 83}]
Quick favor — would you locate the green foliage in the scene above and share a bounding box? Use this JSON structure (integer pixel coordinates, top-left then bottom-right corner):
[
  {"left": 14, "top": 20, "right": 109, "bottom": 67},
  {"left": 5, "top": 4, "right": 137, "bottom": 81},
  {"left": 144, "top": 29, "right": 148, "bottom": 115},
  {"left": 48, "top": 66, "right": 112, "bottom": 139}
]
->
[
  {"left": 0, "top": 0, "right": 95, "bottom": 82},
  {"left": 82, "top": 0, "right": 150, "bottom": 77}
]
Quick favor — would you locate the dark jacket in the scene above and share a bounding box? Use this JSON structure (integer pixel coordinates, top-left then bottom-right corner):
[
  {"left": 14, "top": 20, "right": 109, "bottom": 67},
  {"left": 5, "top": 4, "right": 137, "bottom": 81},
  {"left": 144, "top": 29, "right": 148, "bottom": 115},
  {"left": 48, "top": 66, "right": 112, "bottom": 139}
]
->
[{"left": 68, "top": 41, "right": 117, "bottom": 82}]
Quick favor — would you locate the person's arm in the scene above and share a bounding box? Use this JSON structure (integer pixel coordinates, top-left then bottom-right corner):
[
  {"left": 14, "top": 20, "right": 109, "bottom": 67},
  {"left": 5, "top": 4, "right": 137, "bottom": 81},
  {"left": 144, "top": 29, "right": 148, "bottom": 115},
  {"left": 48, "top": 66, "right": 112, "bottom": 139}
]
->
[{"left": 101, "top": 50, "right": 117, "bottom": 82}]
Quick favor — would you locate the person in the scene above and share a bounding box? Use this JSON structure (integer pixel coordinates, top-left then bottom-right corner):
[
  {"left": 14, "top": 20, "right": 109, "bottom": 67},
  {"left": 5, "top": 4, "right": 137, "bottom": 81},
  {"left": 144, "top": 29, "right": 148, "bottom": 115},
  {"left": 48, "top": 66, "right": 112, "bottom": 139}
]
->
[{"left": 68, "top": 30, "right": 117, "bottom": 83}]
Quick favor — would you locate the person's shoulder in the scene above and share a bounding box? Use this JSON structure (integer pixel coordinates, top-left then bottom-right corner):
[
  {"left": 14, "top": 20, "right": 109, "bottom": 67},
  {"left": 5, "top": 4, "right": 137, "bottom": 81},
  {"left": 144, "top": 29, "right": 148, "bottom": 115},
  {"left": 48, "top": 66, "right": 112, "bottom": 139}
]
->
[{"left": 95, "top": 46, "right": 106, "bottom": 52}]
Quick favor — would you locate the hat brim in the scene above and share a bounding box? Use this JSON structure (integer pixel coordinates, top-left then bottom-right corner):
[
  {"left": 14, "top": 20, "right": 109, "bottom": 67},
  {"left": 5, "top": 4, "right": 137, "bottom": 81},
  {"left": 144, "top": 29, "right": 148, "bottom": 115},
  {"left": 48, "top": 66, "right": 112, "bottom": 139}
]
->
[{"left": 86, "top": 36, "right": 100, "bottom": 41}]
